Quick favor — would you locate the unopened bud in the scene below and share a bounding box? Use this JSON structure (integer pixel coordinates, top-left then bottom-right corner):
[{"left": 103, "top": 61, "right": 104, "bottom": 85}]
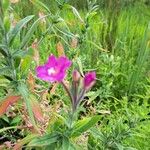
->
[{"left": 72, "top": 70, "right": 80, "bottom": 82}]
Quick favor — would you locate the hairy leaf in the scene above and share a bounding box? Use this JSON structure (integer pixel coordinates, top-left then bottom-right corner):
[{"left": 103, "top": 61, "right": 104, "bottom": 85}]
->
[
  {"left": 28, "top": 133, "right": 61, "bottom": 147},
  {"left": 14, "top": 134, "right": 38, "bottom": 150},
  {"left": 8, "top": 15, "right": 34, "bottom": 45}
]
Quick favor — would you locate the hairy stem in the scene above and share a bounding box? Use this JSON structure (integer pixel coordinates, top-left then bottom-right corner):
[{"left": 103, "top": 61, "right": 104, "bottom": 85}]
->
[{"left": 61, "top": 81, "right": 74, "bottom": 109}]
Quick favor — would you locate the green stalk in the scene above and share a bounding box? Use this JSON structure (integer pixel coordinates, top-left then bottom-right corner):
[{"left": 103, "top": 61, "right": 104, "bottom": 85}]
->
[
  {"left": 61, "top": 81, "right": 75, "bottom": 129},
  {"left": 61, "top": 81, "right": 74, "bottom": 110}
]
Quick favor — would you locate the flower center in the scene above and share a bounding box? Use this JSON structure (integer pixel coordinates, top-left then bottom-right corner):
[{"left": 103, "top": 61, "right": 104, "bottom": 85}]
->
[{"left": 48, "top": 67, "right": 56, "bottom": 75}]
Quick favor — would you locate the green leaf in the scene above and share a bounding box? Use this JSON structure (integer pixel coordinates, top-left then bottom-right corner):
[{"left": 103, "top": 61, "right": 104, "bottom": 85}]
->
[
  {"left": 2, "top": 0, "right": 10, "bottom": 13},
  {"left": 30, "top": 0, "right": 51, "bottom": 13},
  {"left": 85, "top": 90, "right": 100, "bottom": 102},
  {"left": 65, "top": 5, "right": 84, "bottom": 23},
  {"left": 28, "top": 133, "right": 61, "bottom": 147},
  {"left": 71, "top": 6, "right": 84, "bottom": 23},
  {"left": 12, "top": 49, "right": 32, "bottom": 58},
  {"left": 71, "top": 115, "right": 101, "bottom": 137},
  {"left": 10, "top": 115, "right": 22, "bottom": 125},
  {"left": 0, "top": 14, "right": 5, "bottom": 31},
  {"left": 20, "top": 56, "right": 32, "bottom": 74},
  {"left": 76, "top": 57, "right": 84, "bottom": 77},
  {"left": 14, "top": 57, "right": 21, "bottom": 68},
  {"left": 62, "top": 136, "right": 70, "bottom": 150},
  {"left": 0, "top": 67, "right": 11, "bottom": 77},
  {"left": 115, "top": 143, "right": 124, "bottom": 150},
  {"left": 87, "top": 134, "right": 97, "bottom": 150},
  {"left": 8, "top": 15, "right": 34, "bottom": 45},
  {"left": 0, "top": 44, "right": 8, "bottom": 56},
  {"left": 0, "top": 126, "right": 18, "bottom": 134},
  {"left": 61, "top": 136, "right": 76, "bottom": 150},
  {"left": 45, "top": 143, "right": 57, "bottom": 150},
  {"left": 17, "top": 82, "right": 36, "bottom": 129},
  {"left": 4, "top": 15, "right": 11, "bottom": 32},
  {"left": 14, "top": 134, "right": 38, "bottom": 150},
  {"left": 1, "top": 115, "right": 9, "bottom": 123},
  {"left": 90, "top": 127, "right": 106, "bottom": 143},
  {"left": 20, "top": 16, "right": 47, "bottom": 48}
]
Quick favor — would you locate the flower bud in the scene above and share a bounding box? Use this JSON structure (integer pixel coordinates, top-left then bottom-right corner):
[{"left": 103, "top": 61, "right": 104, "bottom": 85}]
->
[
  {"left": 72, "top": 70, "right": 80, "bottom": 82},
  {"left": 83, "top": 72, "right": 96, "bottom": 90}
]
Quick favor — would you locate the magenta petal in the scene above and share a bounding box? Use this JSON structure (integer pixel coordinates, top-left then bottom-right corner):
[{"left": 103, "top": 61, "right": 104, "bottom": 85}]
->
[
  {"left": 84, "top": 72, "right": 96, "bottom": 90},
  {"left": 58, "top": 56, "right": 72, "bottom": 67},
  {"left": 46, "top": 54, "right": 57, "bottom": 67},
  {"left": 58, "top": 56, "right": 72, "bottom": 71},
  {"left": 36, "top": 66, "right": 47, "bottom": 78},
  {"left": 36, "top": 66, "right": 47, "bottom": 74},
  {"left": 36, "top": 66, "right": 50, "bottom": 81},
  {"left": 52, "top": 71, "right": 66, "bottom": 82},
  {"left": 36, "top": 54, "right": 72, "bottom": 83}
]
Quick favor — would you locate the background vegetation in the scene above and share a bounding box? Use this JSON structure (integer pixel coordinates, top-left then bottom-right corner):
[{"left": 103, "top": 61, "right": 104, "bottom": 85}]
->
[{"left": 0, "top": 0, "right": 150, "bottom": 149}]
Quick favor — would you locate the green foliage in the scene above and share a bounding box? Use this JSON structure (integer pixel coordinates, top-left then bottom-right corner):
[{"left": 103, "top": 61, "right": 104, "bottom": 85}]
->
[
  {"left": 71, "top": 115, "right": 101, "bottom": 137},
  {"left": 0, "top": 0, "right": 150, "bottom": 149},
  {"left": 8, "top": 15, "right": 34, "bottom": 45},
  {"left": 0, "top": 1, "right": 42, "bottom": 144},
  {"left": 88, "top": 98, "right": 150, "bottom": 149},
  {"left": 28, "top": 133, "right": 61, "bottom": 147}
]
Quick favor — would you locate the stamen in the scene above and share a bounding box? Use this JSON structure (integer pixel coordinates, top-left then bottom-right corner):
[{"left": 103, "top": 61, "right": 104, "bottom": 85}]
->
[{"left": 48, "top": 68, "right": 56, "bottom": 75}]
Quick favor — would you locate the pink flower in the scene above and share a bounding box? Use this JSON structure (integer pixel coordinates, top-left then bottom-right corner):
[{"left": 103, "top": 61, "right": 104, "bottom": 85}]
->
[
  {"left": 36, "top": 54, "right": 72, "bottom": 82},
  {"left": 84, "top": 72, "right": 96, "bottom": 90}
]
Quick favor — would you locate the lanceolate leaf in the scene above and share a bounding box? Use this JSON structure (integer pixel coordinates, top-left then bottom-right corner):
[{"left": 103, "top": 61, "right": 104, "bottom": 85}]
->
[
  {"left": 0, "top": 44, "right": 8, "bottom": 56},
  {"left": 8, "top": 15, "right": 34, "bottom": 45},
  {"left": 90, "top": 127, "right": 106, "bottom": 143},
  {"left": 28, "top": 133, "right": 61, "bottom": 147},
  {"left": 77, "top": 57, "right": 84, "bottom": 77},
  {"left": 20, "top": 16, "right": 49, "bottom": 49},
  {"left": 0, "top": 126, "right": 18, "bottom": 134},
  {"left": 72, "top": 6, "right": 84, "bottom": 22},
  {"left": 30, "top": 0, "right": 51, "bottom": 14},
  {"left": 0, "top": 95, "right": 21, "bottom": 117},
  {"left": 17, "top": 82, "right": 36, "bottom": 128},
  {"left": 14, "top": 134, "right": 38, "bottom": 150},
  {"left": 0, "top": 67, "right": 11, "bottom": 76},
  {"left": 0, "top": 15, "right": 5, "bottom": 31},
  {"left": 12, "top": 49, "right": 31, "bottom": 58},
  {"left": 2, "top": 0, "right": 10, "bottom": 13},
  {"left": 62, "top": 136, "right": 72, "bottom": 150},
  {"left": 20, "top": 56, "right": 32, "bottom": 74},
  {"left": 71, "top": 115, "right": 101, "bottom": 137}
]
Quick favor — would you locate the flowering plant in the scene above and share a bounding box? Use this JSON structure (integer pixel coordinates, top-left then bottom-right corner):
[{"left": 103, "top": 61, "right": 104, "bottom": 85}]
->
[
  {"left": 36, "top": 54, "right": 96, "bottom": 115},
  {"left": 26, "top": 54, "right": 99, "bottom": 149}
]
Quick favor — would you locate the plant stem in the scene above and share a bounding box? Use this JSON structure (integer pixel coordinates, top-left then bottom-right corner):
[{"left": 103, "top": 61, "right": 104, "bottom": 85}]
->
[
  {"left": 72, "top": 81, "right": 77, "bottom": 109},
  {"left": 61, "top": 81, "right": 76, "bottom": 129},
  {"left": 61, "top": 81, "right": 74, "bottom": 109},
  {"left": 75, "top": 89, "right": 86, "bottom": 108},
  {"left": 69, "top": 111, "right": 74, "bottom": 129}
]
